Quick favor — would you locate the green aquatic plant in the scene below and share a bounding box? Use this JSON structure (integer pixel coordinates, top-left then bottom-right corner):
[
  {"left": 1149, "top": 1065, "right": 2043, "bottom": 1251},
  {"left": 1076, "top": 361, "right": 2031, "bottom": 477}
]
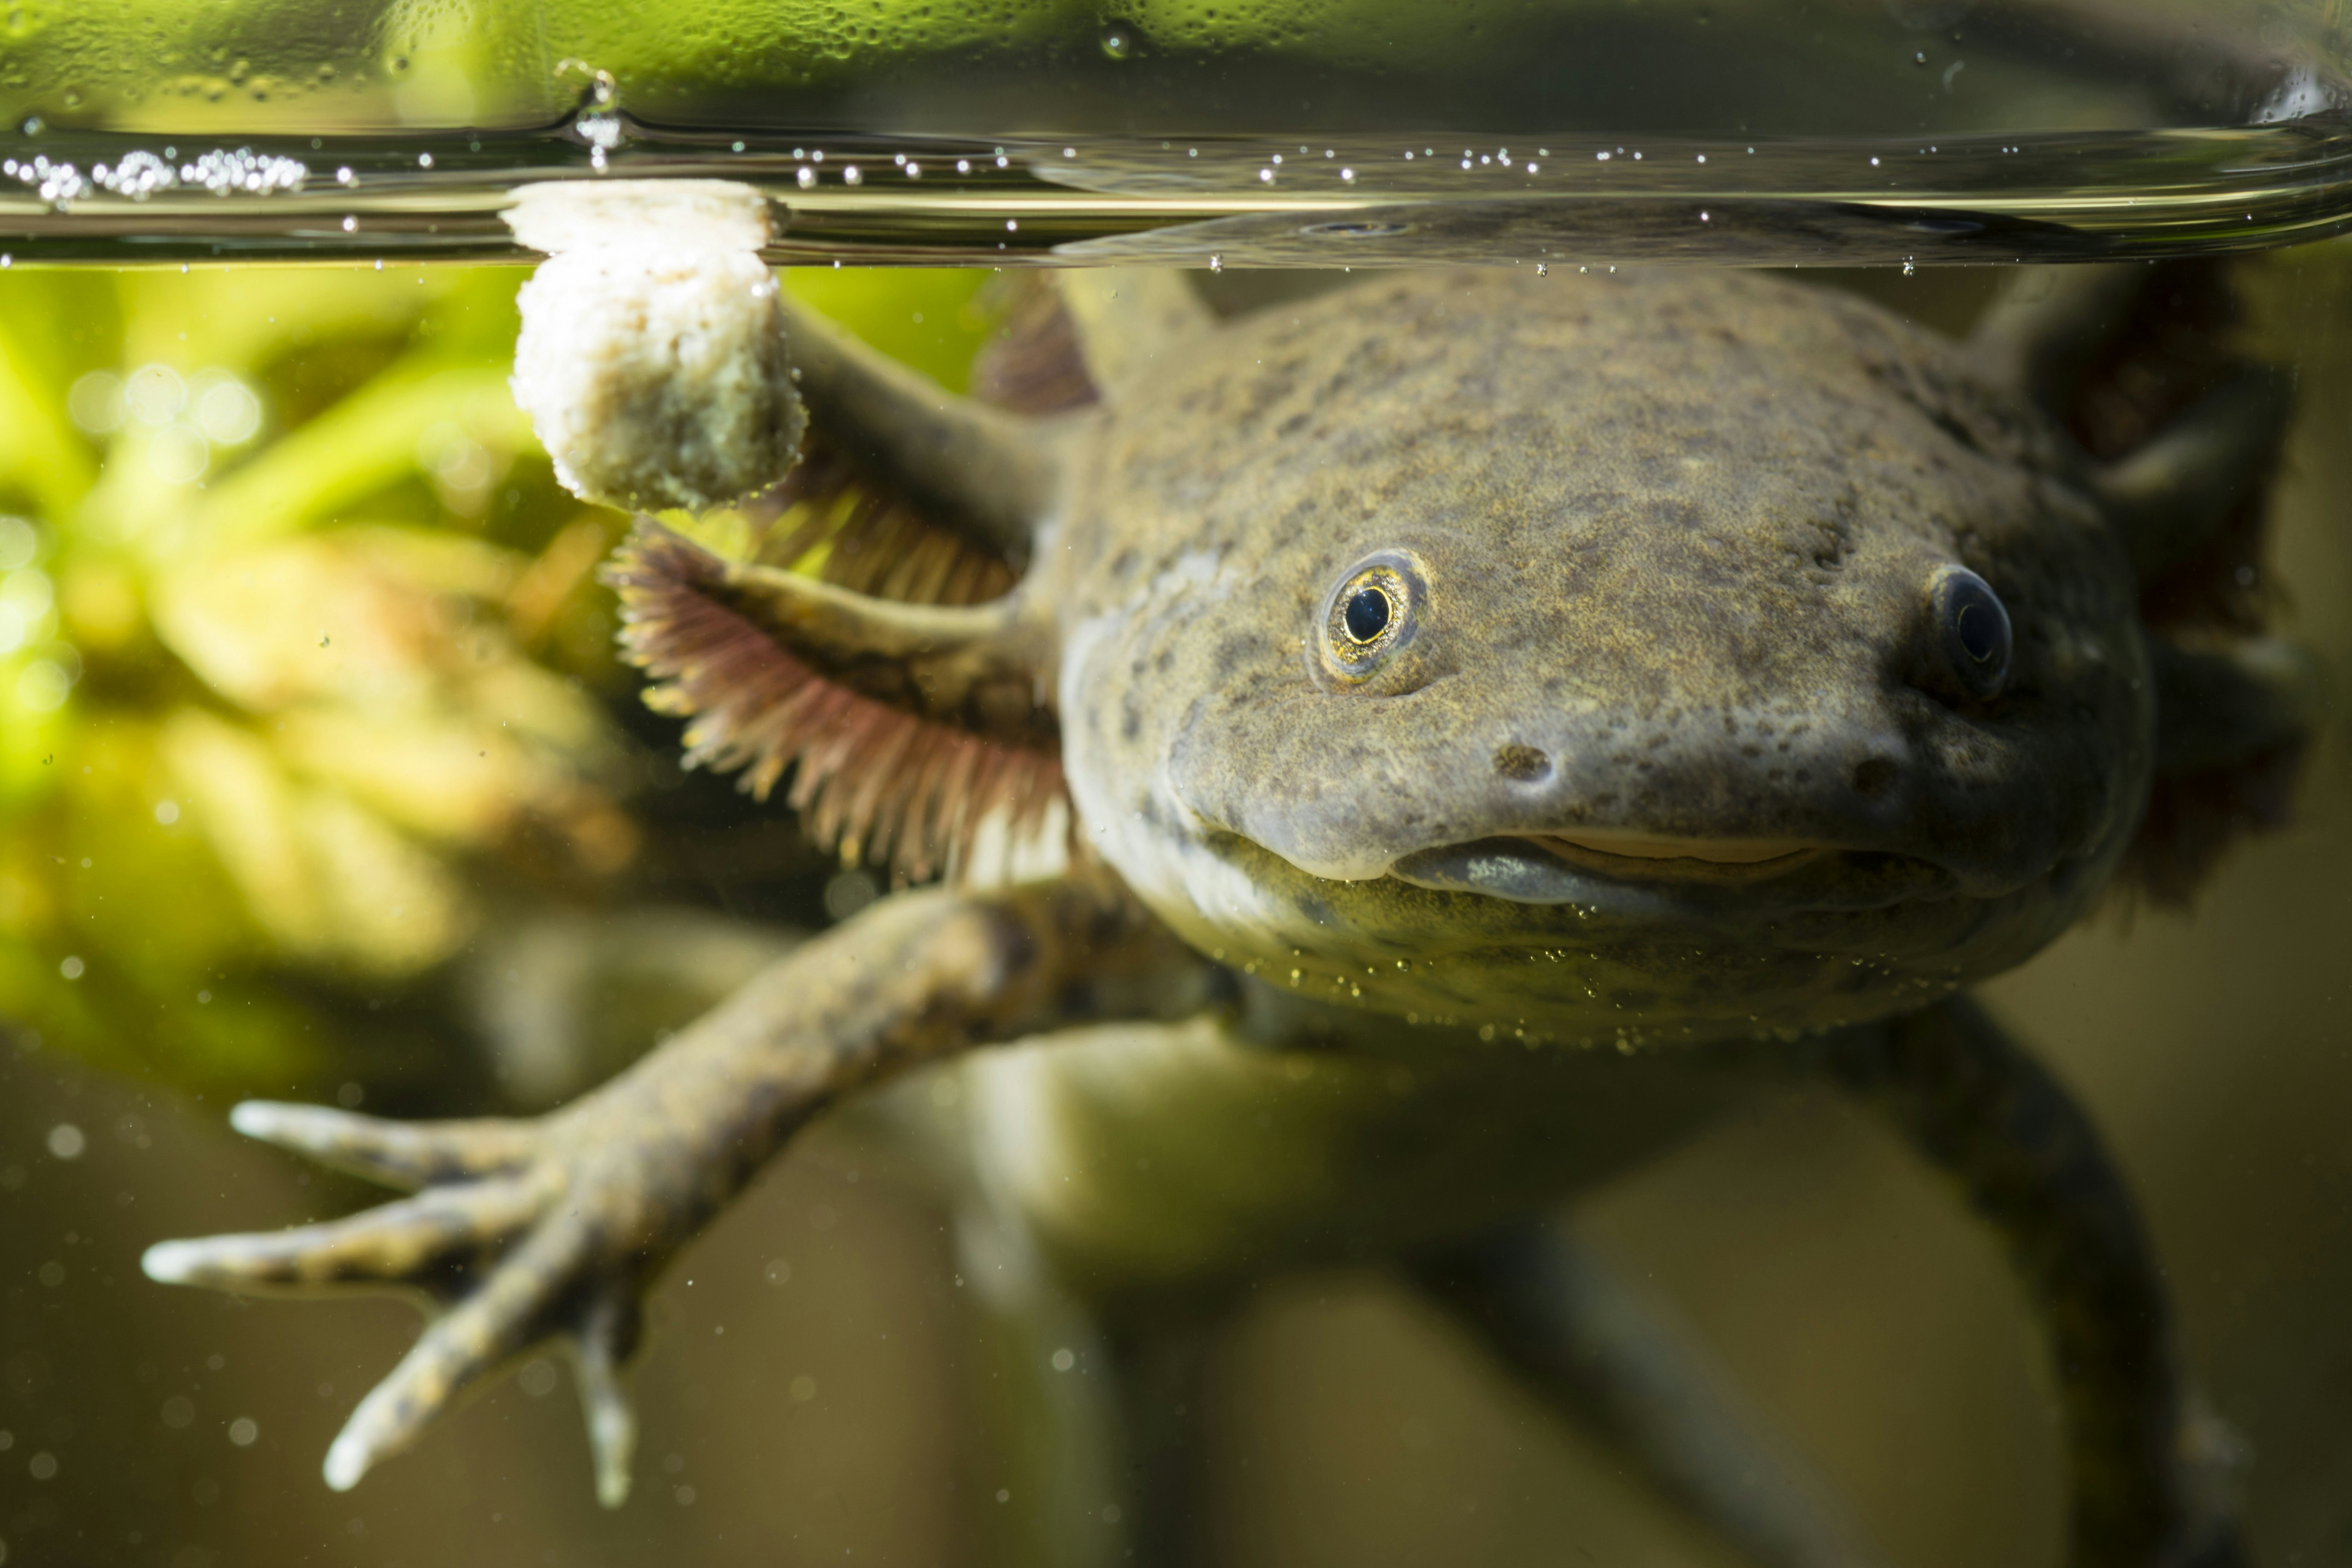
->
[
  {"left": 0, "top": 264, "right": 606, "bottom": 1088},
  {"left": 0, "top": 260, "right": 987, "bottom": 1092}
]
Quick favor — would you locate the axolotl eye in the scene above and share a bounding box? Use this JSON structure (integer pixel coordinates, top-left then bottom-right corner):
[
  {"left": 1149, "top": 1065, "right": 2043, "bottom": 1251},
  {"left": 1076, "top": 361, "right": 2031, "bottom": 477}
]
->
[
  {"left": 1925, "top": 565, "right": 2013, "bottom": 702},
  {"left": 1319, "top": 551, "right": 1427, "bottom": 682}
]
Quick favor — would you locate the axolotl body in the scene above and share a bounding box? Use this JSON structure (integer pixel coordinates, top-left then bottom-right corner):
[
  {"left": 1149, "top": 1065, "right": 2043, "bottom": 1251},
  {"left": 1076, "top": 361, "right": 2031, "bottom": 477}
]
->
[{"left": 147, "top": 203, "right": 2314, "bottom": 1568}]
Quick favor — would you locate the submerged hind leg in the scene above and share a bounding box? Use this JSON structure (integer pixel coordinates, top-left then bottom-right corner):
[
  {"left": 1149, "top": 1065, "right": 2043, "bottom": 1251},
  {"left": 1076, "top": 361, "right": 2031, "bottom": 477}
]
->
[
  {"left": 1775, "top": 1000, "right": 2243, "bottom": 1568},
  {"left": 1407, "top": 1219, "right": 1877, "bottom": 1568},
  {"left": 955, "top": 1213, "right": 1225, "bottom": 1568},
  {"left": 1417, "top": 1004, "right": 2243, "bottom": 1568}
]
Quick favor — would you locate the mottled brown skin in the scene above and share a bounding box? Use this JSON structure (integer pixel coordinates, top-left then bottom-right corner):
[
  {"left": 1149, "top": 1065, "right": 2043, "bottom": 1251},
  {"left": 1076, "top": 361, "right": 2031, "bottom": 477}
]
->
[
  {"left": 1054, "top": 272, "right": 2150, "bottom": 1041},
  {"left": 146, "top": 262, "right": 2304, "bottom": 1568}
]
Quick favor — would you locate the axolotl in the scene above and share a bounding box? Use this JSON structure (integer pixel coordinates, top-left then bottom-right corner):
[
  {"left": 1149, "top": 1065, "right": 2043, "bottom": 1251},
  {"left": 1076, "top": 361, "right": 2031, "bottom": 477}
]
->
[{"left": 145, "top": 185, "right": 2316, "bottom": 1568}]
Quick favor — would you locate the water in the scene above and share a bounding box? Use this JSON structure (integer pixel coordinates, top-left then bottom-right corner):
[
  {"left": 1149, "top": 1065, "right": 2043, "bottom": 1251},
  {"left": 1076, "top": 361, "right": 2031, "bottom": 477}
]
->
[
  {"left": 3, "top": 0, "right": 2350, "bottom": 266},
  {"left": 7, "top": 116, "right": 2352, "bottom": 267},
  {"left": 5, "top": 3, "right": 2352, "bottom": 1566},
  {"left": 9, "top": 249, "right": 2352, "bottom": 1564}
]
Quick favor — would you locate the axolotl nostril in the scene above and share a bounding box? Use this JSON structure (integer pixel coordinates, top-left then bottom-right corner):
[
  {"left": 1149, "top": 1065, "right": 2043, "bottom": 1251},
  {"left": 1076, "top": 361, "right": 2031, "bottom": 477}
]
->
[{"left": 143, "top": 182, "right": 2318, "bottom": 1568}]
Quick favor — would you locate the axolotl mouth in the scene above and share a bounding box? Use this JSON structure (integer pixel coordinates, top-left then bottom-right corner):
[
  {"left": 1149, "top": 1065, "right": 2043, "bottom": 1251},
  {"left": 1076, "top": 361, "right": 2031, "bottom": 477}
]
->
[{"left": 1386, "top": 831, "right": 1951, "bottom": 911}]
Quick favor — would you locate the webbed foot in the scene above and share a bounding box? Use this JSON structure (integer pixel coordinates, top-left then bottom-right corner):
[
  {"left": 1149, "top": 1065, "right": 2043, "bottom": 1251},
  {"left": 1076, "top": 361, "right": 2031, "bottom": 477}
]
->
[
  {"left": 143, "top": 1097, "right": 683, "bottom": 1505},
  {"left": 142, "top": 879, "right": 1207, "bottom": 1505}
]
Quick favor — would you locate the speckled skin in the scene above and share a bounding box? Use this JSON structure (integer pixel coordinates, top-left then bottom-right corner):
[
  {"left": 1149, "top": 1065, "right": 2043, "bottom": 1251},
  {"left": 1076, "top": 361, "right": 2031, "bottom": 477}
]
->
[
  {"left": 1052, "top": 271, "right": 2148, "bottom": 1042},
  {"left": 147, "top": 263, "right": 2289, "bottom": 1568}
]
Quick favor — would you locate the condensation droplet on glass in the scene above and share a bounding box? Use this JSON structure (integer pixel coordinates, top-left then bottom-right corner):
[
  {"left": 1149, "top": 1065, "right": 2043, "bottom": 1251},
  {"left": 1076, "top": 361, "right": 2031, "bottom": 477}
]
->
[
  {"left": 196, "top": 376, "right": 261, "bottom": 444},
  {"left": 0, "top": 516, "right": 37, "bottom": 571},
  {"left": 67, "top": 372, "right": 125, "bottom": 435},
  {"left": 123, "top": 364, "right": 185, "bottom": 425}
]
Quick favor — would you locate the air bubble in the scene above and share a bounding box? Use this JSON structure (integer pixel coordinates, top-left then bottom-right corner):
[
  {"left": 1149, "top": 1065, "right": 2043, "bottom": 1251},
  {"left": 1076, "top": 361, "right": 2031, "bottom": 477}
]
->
[{"left": 1099, "top": 23, "right": 1132, "bottom": 59}]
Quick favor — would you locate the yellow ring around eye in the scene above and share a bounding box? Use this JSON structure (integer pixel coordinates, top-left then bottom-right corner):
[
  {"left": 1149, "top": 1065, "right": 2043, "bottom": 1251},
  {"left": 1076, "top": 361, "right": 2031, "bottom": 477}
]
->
[{"left": 1321, "top": 562, "right": 1414, "bottom": 679}]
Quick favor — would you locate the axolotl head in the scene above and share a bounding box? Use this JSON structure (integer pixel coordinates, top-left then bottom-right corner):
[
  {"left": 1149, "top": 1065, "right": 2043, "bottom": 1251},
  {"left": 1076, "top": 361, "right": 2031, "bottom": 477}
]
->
[{"left": 1057, "top": 271, "right": 2158, "bottom": 1044}]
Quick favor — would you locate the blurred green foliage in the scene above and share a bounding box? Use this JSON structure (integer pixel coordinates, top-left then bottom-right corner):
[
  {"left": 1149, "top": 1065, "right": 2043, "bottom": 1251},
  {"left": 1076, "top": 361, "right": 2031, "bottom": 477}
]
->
[
  {"left": 0, "top": 0, "right": 1632, "bottom": 130},
  {"left": 0, "top": 255, "right": 994, "bottom": 1094}
]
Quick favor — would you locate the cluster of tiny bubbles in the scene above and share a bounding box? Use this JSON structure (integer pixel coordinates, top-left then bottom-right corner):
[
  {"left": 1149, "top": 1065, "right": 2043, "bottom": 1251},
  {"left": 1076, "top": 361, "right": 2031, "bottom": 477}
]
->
[
  {"left": 2, "top": 145, "right": 307, "bottom": 212},
  {"left": 68, "top": 364, "right": 264, "bottom": 487}
]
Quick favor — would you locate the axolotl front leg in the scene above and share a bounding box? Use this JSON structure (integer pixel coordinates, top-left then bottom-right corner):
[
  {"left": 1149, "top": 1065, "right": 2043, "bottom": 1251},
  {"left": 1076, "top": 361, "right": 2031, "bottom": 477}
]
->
[{"left": 144, "top": 873, "right": 1212, "bottom": 1500}]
